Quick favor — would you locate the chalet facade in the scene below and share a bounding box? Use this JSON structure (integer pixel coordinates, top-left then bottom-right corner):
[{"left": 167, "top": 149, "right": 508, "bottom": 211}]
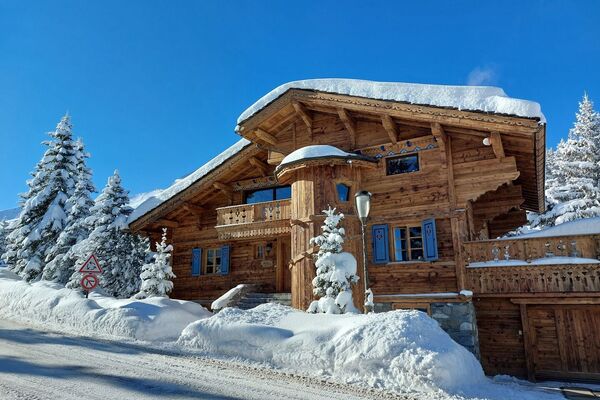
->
[{"left": 129, "top": 79, "right": 600, "bottom": 382}]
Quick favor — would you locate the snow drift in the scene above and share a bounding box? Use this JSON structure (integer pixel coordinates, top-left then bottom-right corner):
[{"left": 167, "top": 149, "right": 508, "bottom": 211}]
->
[
  {"left": 0, "top": 269, "right": 211, "bottom": 341},
  {"left": 178, "top": 303, "right": 485, "bottom": 394}
]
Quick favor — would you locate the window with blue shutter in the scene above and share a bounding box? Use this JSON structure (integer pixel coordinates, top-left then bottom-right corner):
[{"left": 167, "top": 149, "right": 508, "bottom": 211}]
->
[
  {"left": 191, "top": 248, "right": 202, "bottom": 276},
  {"left": 220, "top": 245, "right": 230, "bottom": 275},
  {"left": 422, "top": 218, "right": 439, "bottom": 261},
  {"left": 393, "top": 227, "right": 404, "bottom": 261},
  {"left": 371, "top": 224, "right": 390, "bottom": 264}
]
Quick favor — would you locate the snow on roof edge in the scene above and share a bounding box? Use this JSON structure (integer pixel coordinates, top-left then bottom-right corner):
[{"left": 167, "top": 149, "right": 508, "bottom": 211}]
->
[
  {"left": 128, "top": 138, "right": 252, "bottom": 225},
  {"left": 276, "top": 145, "right": 374, "bottom": 172},
  {"left": 236, "top": 79, "right": 546, "bottom": 128}
]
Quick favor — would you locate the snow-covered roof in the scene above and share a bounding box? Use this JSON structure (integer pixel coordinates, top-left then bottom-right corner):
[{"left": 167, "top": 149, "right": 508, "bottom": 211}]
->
[
  {"left": 276, "top": 145, "right": 374, "bottom": 172},
  {"left": 236, "top": 79, "right": 546, "bottom": 128},
  {"left": 128, "top": 138, "right": 252, "bottom": 224},
  {"left": 510, "top": 217, "right": 600, "bottom": 239}
]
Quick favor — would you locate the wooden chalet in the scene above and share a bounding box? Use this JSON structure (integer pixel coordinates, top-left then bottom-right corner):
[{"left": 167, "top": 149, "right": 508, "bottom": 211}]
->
[{"left": 128, "top": 80, "right": 600, "bottom": 382}]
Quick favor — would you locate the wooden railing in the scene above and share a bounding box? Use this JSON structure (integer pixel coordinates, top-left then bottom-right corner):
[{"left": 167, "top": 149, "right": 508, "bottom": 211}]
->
[
  {"left": 215, "top": 199, "right": 291, "bottom": 239},
  {"left": 464, "top": 234, "right": 600, "bottom": 294}
]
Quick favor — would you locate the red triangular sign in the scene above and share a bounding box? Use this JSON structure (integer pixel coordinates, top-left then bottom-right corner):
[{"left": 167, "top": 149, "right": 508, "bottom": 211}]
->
[{"left": 79, "top": 254, "right": 103, "bottom": 273}]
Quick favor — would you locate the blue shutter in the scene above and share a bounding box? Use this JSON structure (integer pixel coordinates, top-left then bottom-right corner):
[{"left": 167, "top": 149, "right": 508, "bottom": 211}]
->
[
  {"left": 371, "top": 224, "right": 390, "bottom": 264},
  {"left": 191, "top": 248, "right": 202, "bottom": 276},
  {"left": 422, "top": 218, "right": 439, "bottom": 261},
  {"left": 393, "top": 227, "right": 404, "bottom": 261},
  {"left": 220, "top": 245, "right": 230, "bottom": 275}
]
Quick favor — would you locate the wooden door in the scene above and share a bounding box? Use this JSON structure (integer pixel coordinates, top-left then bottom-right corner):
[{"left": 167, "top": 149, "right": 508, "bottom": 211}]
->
[
  {"left": 525, "top": 304, "right": 600, "bottom": 381},
  {"left": 283, "top": 238, "right": 292, "bottom": 293}
]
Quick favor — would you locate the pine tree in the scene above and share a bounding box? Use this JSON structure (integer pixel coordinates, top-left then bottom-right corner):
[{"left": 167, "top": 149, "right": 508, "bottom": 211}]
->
[
  {"left": 2, "top": 115, "right": 79, "bottom": 281},
  {"left": 43, "top": 170, "right": 95, "bottom": 283},
  {"left": 66, "top": 171, "right": 145, "bottom": 298},
  {"left": 0, "top": 219, "right": 9, "bottom": 267},
  {"left": 307, "top": 206, "right": 359, "bottom": 314},
  {"left": 135, "top": 228, "right": 176, "bottom": 299},
  {"left": 537, "top": 93, "right": 600, "bottom": 226}
]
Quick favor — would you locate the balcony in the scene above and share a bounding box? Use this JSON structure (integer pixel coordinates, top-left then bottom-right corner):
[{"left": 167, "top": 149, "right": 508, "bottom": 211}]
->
[
  {"left": 215, "top": 199, "right": 291, "bottom": 240},
  {"left": 463, "top": 234, "right": 600, "bottom": 295}
]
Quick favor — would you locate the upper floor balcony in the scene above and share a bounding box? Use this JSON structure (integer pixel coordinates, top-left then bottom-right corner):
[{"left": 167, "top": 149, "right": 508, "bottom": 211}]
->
[{"left": 215, "top": 199, "right": 292, "bottom": 240}]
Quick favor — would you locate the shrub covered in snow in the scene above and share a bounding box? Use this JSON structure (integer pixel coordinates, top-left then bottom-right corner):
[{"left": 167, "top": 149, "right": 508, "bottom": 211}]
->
[
  {"left": 135, "top": 228, "right": 176, "bottom": 299},
  {"left": 308, "top": 207, "right": 359, "bottom": 314}
]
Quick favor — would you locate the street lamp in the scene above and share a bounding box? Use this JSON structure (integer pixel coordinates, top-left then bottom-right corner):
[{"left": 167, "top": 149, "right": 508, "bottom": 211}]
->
[{"left": 354, "top": 190, "right": 372, "bottom": 313}]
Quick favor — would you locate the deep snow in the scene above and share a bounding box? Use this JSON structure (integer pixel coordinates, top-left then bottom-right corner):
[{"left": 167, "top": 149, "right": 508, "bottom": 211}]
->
[
  {"left": 236, "top": 79, "right": 546, "bottom": 127},
  {"left": 511, "top": 216, "right": 600, "bottom": 238}
]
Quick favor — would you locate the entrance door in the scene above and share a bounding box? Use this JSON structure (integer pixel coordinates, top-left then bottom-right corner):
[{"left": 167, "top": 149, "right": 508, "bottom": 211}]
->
[
  {"left": 525, "top": 304, "right": 600, "bottom": 381},
  {"left": 276, "top": 237, "right": 292, "bottom": 293}
]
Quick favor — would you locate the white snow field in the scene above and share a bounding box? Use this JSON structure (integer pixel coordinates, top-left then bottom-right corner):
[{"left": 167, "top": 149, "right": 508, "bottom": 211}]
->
[
  {"left": 0, "top": 269, "right": 564, "bottom": 399},
  {"left": 236, "top": 78, "right": 546, "bottom": 127}
]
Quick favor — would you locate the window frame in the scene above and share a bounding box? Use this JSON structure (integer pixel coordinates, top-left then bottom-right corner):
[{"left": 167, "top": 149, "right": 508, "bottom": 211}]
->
[
  {"left": 204, "top": 247, "right": 222, "bottom": 275},
  {"left": 385, "top": 153, "right": 420, "bottom": 176},
  {"left": 243, "top": 185, "right": 292, "bottom": 204},
  {"left": 393, "top": 224, "right": 425, "bottom": 262}
]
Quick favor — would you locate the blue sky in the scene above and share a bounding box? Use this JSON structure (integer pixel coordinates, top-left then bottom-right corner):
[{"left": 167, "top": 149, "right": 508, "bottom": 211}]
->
[{"left": 1, "top": 1, "right": 599, "bottom": 210}]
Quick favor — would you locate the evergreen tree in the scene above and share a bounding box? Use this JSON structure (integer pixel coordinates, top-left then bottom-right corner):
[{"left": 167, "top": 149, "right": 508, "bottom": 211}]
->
[
  {"left": 0, "top": 219, "right": 9, "bottom": 267},
  {"left": 43, "top": 170, "right": 95, "bottom": 283},
  {"left": 66, "top": 171, "right": 145, "bottom": 298},
  {"left": 2, "top": 115, "right": 79, "bottom": 281},
  {"left": 307, "top": 207, "right": 359, "bottom": 314},
  {"left": 534, "top": 93, "right": 600, "bottom": 227},
  {"left": 135, "top": 228, "right": 176, "bottom": 299}
]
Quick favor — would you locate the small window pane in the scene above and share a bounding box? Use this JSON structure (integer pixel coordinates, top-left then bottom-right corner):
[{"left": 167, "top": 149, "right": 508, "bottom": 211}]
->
[
  {"left": 245, "top": 188, "right": 274, "bottom": 204},
  {"left": 336, "top": 183, "right": 350, "bottom": 202},
  {"left": 386, "top": 154, "right": 419, "bottom": 176},
  {"left": 275, "top": 186, "right": 291, "bottom": 200},
  {"left": 411, "top": 249, "right": 424, "bottom": 260},
  {"left": 409, "top": 227, "right": 422, "bottom": 237},
  {"left": 410, "top": 238, "right": 423, "bottom": 249}
]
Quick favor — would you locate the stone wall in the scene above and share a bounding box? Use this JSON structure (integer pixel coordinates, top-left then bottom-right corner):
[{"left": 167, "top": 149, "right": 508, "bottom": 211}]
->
[{"left": 430, "top": 301, "right": 480, "bottom": 359}]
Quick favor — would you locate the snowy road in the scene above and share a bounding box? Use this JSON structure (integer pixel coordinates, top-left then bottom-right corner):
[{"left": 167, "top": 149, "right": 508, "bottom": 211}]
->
[{"left": 0, "top": 319, "right": 411, "bottom": 400}]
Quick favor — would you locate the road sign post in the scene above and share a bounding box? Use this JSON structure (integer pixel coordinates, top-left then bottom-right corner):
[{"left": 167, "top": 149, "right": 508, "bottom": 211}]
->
[{"left": 79, "top": 254, "right": 103, "bottom": 298}]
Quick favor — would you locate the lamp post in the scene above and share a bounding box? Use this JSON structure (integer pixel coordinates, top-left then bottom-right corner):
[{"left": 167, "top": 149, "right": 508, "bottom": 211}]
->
[{"left": 354, "top": 190, "right": 372, "bottom": 314}]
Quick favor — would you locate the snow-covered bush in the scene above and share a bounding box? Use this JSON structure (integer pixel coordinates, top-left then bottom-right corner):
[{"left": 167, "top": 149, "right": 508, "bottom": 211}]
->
[
  {"left": 2, "top": 115, "right": 79, "bottom": 281},
  {"left": 135, "top": 228, "right": 176, "bottom": 299},
  {"left": 307, "top": 206, "right": 359, "bottom": 314}
]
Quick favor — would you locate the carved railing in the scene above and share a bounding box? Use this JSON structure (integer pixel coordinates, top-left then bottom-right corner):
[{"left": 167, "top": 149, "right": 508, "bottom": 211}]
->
[
  {"left": 215, "top": 199, "right": 291, "bottom": 239},
  {"left": 464, "top": 234, "right": 600, "bottom": 294}
]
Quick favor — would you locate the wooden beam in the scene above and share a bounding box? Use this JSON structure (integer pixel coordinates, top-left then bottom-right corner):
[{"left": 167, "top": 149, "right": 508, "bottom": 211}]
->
[
  {"left": 254, "top": 128, "right": 278, "bottom": 146},
  {"left": 156, "top": 219, "right": 179, "bottom": 228},
  {"left": 249, "top": 156, "right": 270, "bottom": 177},
  {"left": 292, "top": 101, "right": 312, "bottom": 131},
  {"left": 337, "top": 108, "right": 356, "bottom": 148},
  {"left": 381, "top": 114, "right": 398, "bottom": 144},
  {"left": 430, "top": 122, "right": 448, "bottom": 167},
  {"left": 182, "top": 202, "right": 204, "bottom": 217},
  {"left": 213, "top": 182, "right": 233, "bottom": 202},
  {"left": 490, "top": 131, "right": 505, "bottom": 158}
]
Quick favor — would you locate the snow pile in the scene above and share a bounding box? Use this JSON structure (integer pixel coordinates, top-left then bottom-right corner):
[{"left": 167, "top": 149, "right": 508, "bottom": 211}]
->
[
  {"left": 0, "top": 269, "right": 211, "bottom": 341},
  {"left": 178, "top": 303, "right": 484, "bottom": 395},
  {"left": 513, "top": 216, "right": 600, "bottom": 239},
  {"left": 237, "top": 79, "right": 545, "bottom": 127},
  {"left": 128, "top": 138, "right": 251, "bottom": 224}
]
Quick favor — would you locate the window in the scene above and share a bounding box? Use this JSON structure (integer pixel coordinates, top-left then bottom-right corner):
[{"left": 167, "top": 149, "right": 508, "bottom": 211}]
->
[
  {"left": 205, "top": 248, "right": 221, "bottom": 274},
  {"left": 244, "top": 185, "right": 291, "bottom": 204},
  {"left": 255, "top": 242, "right": 274, "bottom": 259},
  {"left": 386, "top": 154, "right": 419, "bottom": 176},
  {"left": 393, "top": 226, "right": 424, "bottom": 261},
  {"left": 336, "top": 183, "right": 350, "bottom": 202}
]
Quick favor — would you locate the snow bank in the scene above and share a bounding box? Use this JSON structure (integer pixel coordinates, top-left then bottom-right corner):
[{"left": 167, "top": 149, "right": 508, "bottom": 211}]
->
[
  {"left": 236, "top": 79, "right": 545, "bottom": 127},
  {"left": 511, "top": 216, "right": 600, "bottom": 239},
  {"left": 128, "top": 138, "right": 251, "bottom": 224},
  {"left": 178, "top": 303, "right": 484, "bottom": 394},
  {"left": 0, "top": 269, "right": 211, "bottom": 341}
]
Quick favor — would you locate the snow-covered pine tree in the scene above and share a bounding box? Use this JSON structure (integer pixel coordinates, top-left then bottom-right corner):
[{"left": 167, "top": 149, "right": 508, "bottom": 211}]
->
[
  {"left": 2, "top": 115, "right": 79, "bottom": 281},
  {"left": 43, "top": 170, "right": 96, "bottom": 283},
  {"left": 0, "top": 219, "right": 9, "bottom": 267},
  {"left": 135, "top": 228, "right": 176, "bottom": 299},
  {"left": 66, "top": 170, "right": 145, "bottom": 297},
  {"left": 307, "top": 206, "right": 359, "bottom": 314},
  {"left": 533, "top": 93, "right": 600, "bottom": 227}
]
